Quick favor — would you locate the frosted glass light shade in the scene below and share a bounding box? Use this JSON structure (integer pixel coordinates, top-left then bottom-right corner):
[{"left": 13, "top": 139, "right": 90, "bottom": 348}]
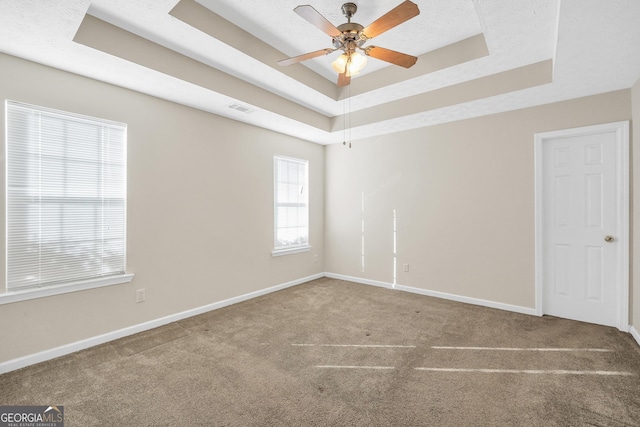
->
[
  {"left": 347, "top": 52, "right": 367, "bottom": 76},
  {"left": 331, "top": 54, "right": 349, "bottom": 73}
]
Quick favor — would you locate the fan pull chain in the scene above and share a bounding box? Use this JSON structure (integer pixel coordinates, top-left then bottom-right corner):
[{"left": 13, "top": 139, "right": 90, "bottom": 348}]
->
[
  {"left": 343, "top": 89, "right": 347, "bottom": 147},
  {"left": 342, "top": 84, "right": 352, "bottom": 148},
  {"left": 348, "top": 84, "right": 352, "bottom": 148}
]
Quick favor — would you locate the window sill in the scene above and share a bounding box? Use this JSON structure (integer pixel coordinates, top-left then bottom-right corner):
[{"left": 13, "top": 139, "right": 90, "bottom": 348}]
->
[
  {"left": 0, "top": 273, "right": 135, "bottom": 305},
  {"left": 272, "top": 246, "right": 312, "bottom": 257}
]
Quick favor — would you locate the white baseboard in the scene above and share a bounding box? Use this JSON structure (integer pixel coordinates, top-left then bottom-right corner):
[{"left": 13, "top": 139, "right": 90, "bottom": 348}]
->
[
  {"left": 4, "top": 271, "right": 624, "bottom": 374},
  {"left": 327, "top": 272, "right": 536, "bottom": 316},
  {"left": 630, "top": 326, "right": 640, "bottom": 347},
  {"left": 324, "top": 272, "right": 393, "bottom": 289},
  {"left": 0, "top": 273, "right": 324, "bottom": 375},
  {"left": 395, "top": 284, "right": 538, "bottom": 316}
]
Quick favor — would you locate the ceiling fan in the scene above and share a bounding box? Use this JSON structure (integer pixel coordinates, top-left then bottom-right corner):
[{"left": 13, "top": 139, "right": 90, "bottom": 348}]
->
[{"left": 278, "top": 1, "right": 420, "bottom": 87}]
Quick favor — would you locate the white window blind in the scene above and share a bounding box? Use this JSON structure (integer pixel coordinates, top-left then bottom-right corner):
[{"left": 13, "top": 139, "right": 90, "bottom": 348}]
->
[
  {"left": 274, "top": 156, "right": 309, "bottom": 252},
  {"left": 5, "top": 101, "right": 127, "bottom": 291}
]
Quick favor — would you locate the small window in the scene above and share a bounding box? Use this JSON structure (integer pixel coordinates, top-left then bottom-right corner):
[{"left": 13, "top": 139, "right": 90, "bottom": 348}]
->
[
  {"left": 5, "top": 101, "right": 128, "bottom": 291},
  {"left": 273, "top": 156, "right": 310, "bottom": 255}
]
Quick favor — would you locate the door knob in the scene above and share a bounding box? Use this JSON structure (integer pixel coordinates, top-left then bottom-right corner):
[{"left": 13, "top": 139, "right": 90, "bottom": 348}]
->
[{"left": 604, "top": 235, "right": 615, "bottom": 242}]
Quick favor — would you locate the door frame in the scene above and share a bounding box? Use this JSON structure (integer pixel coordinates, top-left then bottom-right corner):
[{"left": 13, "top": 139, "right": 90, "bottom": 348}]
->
[{"left": 534, "top": 121, "right": 629, "bottom": 331}]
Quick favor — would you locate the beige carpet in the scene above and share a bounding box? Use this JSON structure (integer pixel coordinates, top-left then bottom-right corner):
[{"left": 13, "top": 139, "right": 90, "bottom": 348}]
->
[{"left": 1, "top": 277, "right": 640, "bottom": 426}]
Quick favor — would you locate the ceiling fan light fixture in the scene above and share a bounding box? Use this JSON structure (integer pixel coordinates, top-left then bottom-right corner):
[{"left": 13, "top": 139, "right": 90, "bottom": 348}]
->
[
  {"left": 331, "top": 51, "right": 367, "bottom": 76},
  {"left": 280, "top": 2, "right": 420, "bottom": 86}
]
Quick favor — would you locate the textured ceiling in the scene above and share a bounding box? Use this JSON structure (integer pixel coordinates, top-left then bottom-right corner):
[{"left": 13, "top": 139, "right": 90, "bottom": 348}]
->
[{"left": 0, "top": 0, "right": 639, "bottom": 144}]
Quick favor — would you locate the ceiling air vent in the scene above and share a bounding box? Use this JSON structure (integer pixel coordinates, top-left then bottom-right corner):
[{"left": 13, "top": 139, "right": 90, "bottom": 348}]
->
[{"left": 227, "top": 103, "right": 256, "bottom": 114}]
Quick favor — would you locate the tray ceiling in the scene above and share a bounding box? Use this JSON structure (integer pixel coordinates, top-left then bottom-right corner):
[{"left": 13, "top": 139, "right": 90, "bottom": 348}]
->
[{"left": 0, "top": 0, "right": 639, "bottom": 144}]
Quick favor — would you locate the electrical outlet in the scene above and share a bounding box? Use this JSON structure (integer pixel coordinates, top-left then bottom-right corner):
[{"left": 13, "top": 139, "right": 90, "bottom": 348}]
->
[
  {"left": 314, "top": 255, "right": 319, "bottom": 263},
  {"left": 135, "top": 288, "right": 146, "bottom": 303},
  {"left": 403, "top": 264, "right": 409, "bottom": 272}
]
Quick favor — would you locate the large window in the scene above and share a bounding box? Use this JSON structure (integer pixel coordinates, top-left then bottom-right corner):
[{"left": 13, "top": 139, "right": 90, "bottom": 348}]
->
[
  {"left": 5, "top": 101, "right": 129, "bottom": 293},
  {"left": 273, "top": 156, "right": 309, "bottom": 255}
]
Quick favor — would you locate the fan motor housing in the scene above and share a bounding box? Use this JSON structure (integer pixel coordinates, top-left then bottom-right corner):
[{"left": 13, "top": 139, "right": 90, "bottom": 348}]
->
[{"left": 337, "top": 23, "right": 363, "bottom": 33}]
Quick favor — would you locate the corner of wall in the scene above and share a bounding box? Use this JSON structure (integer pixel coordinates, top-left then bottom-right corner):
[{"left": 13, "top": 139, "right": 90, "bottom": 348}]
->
[{"left": 631, "top": 77, "right": 640, "bottom": 333}]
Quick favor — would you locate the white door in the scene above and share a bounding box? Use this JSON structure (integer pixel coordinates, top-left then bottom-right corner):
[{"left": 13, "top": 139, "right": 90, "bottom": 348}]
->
[{"left": 535, "top": 122, "right": 629, "bottom": 330}]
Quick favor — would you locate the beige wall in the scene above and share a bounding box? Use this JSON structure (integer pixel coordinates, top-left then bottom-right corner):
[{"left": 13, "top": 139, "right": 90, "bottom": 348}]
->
[
  {"left": 633, "top": 78, "right": 640, "bottom": 330},
  {"left": 325, "top": 91, "right": 632, "bottom": 310},
  {"left": 0, "top": 53, "right": 324, "bottom": 363}
]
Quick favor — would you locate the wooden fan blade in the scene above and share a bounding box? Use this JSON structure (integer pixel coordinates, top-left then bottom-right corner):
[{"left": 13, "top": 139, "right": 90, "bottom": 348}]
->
[
  {"left": 294, "top": 5, "right": 341, "bottom": 37},
  {"left": 278, "top": 48, "right": 334, "bottom": 66},
  {"left": 364, "top": 46, "right": 417, "bottom": 68},
  {"left": 362, "top": 1, "right": 419, "bottom": 39},
  {"left": 337, "top": 72, "right": 351, "bottom": 87}
]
